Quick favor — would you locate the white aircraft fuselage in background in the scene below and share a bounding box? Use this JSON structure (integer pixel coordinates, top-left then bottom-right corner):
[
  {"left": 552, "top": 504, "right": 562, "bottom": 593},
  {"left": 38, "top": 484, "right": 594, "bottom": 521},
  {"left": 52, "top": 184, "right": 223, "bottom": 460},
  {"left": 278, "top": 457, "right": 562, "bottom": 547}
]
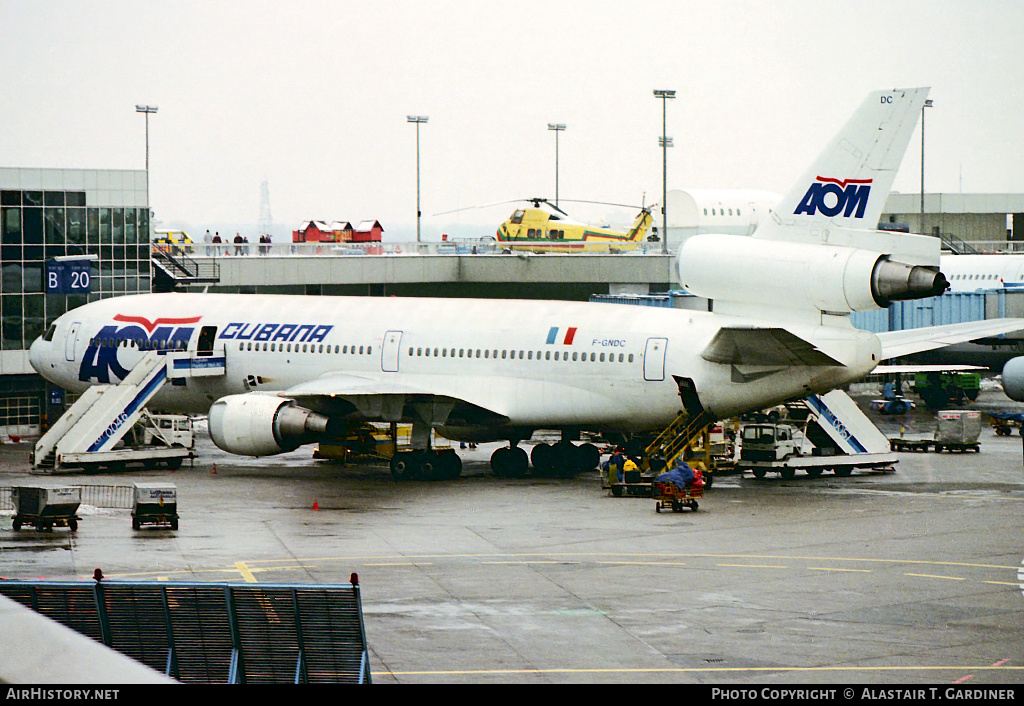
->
[{"left": 30, "top": 87, "right": 1022, "bottom": 476}]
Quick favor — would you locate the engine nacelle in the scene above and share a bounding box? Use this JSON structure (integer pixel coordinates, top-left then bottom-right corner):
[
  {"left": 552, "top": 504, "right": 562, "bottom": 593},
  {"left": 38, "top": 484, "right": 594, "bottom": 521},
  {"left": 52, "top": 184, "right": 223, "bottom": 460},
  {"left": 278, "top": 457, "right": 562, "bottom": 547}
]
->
[
  {"left": 208, "top": 394, "right": 330, "bottom": 456},
  {"left": 1002, "top": 357, "right": 1024, "bottom": 402},
  {"left": 678, "top": 234, "right": 948, "bottom": 314}
]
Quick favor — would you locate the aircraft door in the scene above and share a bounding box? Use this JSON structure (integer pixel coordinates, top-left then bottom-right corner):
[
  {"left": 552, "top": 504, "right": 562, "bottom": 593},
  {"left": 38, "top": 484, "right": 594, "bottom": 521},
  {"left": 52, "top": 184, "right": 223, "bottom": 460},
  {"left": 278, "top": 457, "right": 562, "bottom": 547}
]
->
[
  {"left": 64, "top": 322, "right": 81, "bottom": 362},
  {"left": 197, "top": 326, "right": 217, "bottom": 356},
  {"left": 643, "top": 337, "right": 668, "bottom": 381},
  {"left": 382, "top": 330, "right": 402, "bottom": 372}
]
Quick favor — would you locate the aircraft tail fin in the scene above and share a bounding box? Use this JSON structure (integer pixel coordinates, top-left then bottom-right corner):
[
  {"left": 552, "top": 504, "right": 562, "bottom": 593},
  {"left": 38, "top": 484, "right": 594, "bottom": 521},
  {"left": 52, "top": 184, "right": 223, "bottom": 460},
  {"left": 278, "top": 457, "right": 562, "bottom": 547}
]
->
[
  {"left": 627, "top": 209, "right": 654, "bottom": 242},
  {"left": 756, "top": 87, "right": 930, "bottom": 244}
]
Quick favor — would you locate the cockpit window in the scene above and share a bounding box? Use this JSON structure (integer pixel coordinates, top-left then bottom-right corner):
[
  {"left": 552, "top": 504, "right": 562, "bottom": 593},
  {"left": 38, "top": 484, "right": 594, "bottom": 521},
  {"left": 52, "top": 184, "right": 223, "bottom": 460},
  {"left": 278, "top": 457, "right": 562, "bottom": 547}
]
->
[
  {"left": 510, "top": 209, "right": 525, "bottom": 225},
  {"left": 42, "top": 323, "right": 57, "bottom": 342}
]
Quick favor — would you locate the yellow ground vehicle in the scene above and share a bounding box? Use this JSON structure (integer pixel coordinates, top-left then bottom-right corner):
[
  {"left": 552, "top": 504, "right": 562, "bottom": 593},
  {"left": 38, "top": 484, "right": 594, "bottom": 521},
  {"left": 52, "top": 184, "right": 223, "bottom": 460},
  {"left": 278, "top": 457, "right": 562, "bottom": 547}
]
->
[{"left": 495, "top": 199, "right": 654, "bottom": 253}]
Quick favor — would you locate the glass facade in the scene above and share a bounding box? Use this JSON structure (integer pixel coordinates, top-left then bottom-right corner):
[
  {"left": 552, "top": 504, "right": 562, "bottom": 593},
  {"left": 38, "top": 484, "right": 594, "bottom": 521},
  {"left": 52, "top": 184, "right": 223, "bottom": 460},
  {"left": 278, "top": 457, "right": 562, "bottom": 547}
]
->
[
  {"left": 1, "top": 177, "right": 150, "bottom": 351},
  {"left": 1, "top": 168, "right": 150, "bottom": 437}
]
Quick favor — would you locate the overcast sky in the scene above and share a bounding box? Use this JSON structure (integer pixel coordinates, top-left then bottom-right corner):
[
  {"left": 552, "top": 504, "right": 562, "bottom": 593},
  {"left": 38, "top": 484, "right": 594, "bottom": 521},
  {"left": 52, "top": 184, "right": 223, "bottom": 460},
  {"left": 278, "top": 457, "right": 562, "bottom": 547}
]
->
[{"left": 2, "top": 0, "right": 1022, "bottom": 240}]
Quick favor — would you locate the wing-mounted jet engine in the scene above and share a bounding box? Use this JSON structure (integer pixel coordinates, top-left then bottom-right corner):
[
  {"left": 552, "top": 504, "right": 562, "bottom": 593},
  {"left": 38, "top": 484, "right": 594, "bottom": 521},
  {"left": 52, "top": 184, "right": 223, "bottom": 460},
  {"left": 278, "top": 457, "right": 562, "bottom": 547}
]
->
[{"left": 208, "top": 394, "right": 333, "bottom": 457}]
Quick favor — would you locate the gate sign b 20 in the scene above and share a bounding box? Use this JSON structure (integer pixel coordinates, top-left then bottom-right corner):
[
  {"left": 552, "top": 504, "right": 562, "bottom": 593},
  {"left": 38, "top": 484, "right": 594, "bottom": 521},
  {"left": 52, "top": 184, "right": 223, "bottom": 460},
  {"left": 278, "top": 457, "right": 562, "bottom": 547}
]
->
[{"left": 46, "top": 259, "right": 92, "bottom": 294}]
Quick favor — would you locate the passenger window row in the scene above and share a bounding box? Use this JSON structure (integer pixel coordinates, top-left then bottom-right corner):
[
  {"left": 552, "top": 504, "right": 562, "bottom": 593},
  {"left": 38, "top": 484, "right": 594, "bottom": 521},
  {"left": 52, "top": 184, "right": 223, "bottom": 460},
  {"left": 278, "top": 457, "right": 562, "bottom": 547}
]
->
[
  {"left": 238, "top": 341, "right": 372, "bottom": 355},
  {"left": 90, "top": 337, "right": 187, "bottom": 351},
  {"left": 406, "top": 346, "right": 635, "bottom": 364}
]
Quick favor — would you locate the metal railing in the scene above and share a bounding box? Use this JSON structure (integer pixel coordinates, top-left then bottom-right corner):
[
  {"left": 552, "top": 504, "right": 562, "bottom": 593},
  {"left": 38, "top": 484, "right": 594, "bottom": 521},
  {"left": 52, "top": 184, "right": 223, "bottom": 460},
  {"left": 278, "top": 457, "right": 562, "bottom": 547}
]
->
[
  {"left": 0, "top": 484, "right": 134, "bottom": 510},
  {"left": 0, "top": 580, "right": 371, "bottom": 684},
  {"left": 168, "top": 238, "right": 671, "bottom": 259}
]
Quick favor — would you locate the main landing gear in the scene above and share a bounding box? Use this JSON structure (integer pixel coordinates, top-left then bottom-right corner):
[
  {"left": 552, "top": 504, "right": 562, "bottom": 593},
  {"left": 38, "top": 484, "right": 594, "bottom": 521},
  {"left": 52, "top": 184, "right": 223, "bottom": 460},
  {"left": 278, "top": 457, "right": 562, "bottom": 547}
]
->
[
  {"left": 491, "top": 440, "right": 600, "bottom": 478},
  {"left": 390, "top": 449, "right": 463, "bottom": 481}
]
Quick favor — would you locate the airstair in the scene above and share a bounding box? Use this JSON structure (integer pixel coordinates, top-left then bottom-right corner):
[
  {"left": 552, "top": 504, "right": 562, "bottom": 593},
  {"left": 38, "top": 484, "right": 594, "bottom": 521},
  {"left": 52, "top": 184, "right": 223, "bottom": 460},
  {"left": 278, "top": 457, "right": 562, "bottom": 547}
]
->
[
  {"left": 644, "top": 408, "right": 717, "bottom": 470},
  {"left": 33, "top": 350, "right": 225, "bottom": 471},
  {"left": 802, "top": 389, "right": 894, "bottom": 456}
]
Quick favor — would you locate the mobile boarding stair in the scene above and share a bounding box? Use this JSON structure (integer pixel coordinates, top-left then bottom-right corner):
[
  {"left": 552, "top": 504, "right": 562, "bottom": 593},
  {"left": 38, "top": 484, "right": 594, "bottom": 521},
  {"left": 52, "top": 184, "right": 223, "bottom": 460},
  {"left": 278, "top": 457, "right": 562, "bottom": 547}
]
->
[
  {"left": 33, "top": 349, "right": 225, "bottom": 472},
  {"left": 764, "top": 389, "right": 898, "bottom": 478}
]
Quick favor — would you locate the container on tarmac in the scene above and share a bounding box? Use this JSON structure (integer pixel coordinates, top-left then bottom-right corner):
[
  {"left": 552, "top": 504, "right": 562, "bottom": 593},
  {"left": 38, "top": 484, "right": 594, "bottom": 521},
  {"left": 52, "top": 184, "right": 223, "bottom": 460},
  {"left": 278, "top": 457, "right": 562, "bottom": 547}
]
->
[
  {"left": 933, "top": 410, "right": 982, "bottom": 452},
  {"left": 131, "top": 482, "right": 178, "bottom": 530},
  {"left": 12, "top": 485, "right": 82, "bottom": 532}
]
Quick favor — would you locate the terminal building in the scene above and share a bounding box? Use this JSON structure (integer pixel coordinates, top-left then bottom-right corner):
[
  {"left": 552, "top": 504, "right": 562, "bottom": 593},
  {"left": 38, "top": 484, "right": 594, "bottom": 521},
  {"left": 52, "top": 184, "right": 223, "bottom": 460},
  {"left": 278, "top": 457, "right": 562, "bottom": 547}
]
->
[
  {"left": 0, "top": 167, "right": 149, "bottom": 439},
  {"left": 3, "top": 167, "right": 1024, "bottom": 440}
]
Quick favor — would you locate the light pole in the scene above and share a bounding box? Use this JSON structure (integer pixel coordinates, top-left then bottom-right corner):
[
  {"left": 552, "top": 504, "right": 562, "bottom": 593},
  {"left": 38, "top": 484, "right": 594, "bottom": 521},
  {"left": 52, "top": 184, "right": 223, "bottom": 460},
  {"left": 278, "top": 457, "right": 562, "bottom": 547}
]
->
[
  {"left": 407, "top": 115, "right": 428, "bottom": 243},
  {"left": 135, "top": 104, "right": 158, "bottom": 241},
  {"left": 547, "top": 123, "right": 566, "bottom": 206},
  {"left": 920, "top": 98, "right": 933, "bottom": 237},
  {"left": 653, "top": 90, "right": 675, "bottom": 254}
]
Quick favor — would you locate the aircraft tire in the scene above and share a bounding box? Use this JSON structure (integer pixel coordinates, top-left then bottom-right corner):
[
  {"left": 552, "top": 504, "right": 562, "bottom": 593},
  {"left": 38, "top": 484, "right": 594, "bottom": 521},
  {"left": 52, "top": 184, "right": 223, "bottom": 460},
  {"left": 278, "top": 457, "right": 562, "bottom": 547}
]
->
[
  {"left": 390, "top": 452, "right": 419, "bottom": 481},
  {"left": 530, "top": 443, "right": 555, "bottom": 475},
  {"left": 439, "top": 450, "right": 462, "bottom": 480},
  {"left": 491, "top": 446, "right": 528, "bottom": 478},
  {"left": 577, "top": 443, "right": 600, "bottom": 472}
]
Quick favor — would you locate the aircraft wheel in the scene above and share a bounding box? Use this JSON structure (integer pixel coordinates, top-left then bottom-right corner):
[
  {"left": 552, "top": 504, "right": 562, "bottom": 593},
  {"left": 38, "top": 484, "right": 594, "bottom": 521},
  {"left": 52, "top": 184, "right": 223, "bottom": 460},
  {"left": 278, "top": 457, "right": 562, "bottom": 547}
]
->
[
  {"left": 491, "top": 447, "right": 527, "bottom": 478},
  {"left": 552, "top": 440, "right": 582, "bottom": 476},
  {"left": 530, "top": 443, "right": 555, "bottom": 475},
  {"left": 577, "top": 443, "right": 601, "bottom": 472},
  {"left": 438, "top": 450, "right": 462, "bottom": 480},
  {"left": 390, "top": 452, "right": 419, "bottom": 481}
]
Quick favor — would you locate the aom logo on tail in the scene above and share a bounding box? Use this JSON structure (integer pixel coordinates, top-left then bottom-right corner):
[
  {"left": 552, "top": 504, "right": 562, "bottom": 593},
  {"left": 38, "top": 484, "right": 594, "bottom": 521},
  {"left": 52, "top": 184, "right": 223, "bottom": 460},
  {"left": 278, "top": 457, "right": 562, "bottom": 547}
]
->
[{"left": 794, "top": 176, "right": 872, "bottom": 218}]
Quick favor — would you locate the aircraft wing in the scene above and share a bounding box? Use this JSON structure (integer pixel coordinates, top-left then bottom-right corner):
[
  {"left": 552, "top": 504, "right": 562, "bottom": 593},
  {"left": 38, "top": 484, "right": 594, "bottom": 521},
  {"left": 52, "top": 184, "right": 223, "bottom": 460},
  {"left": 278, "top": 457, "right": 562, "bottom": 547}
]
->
[
  {"left": 701, "top": 327, "right": 842, "bottom": 366},
  {"left": 279, "top": 371, "right": 624, "bottom": 426},
  {"left": 872, "top": 364, "right": 987, "bottom": 374},
  {"left": 876, "top": 319, "right": 1024, "bottom": 360}
]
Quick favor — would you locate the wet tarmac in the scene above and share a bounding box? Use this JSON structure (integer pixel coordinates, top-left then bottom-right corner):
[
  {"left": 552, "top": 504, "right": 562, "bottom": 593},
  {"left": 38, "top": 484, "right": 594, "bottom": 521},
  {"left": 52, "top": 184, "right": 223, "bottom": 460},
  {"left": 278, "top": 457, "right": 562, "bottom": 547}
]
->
[{"left": 1, "top": 385, "right": 1023, "bottom": 684}]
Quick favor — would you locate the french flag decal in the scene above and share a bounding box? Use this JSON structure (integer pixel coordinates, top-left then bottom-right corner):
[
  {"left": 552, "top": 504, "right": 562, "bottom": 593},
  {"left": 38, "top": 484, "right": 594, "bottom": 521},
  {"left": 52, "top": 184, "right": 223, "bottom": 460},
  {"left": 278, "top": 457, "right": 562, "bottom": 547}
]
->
[{"left": 546, "top": 326, "right": 578, "bottom": 345}]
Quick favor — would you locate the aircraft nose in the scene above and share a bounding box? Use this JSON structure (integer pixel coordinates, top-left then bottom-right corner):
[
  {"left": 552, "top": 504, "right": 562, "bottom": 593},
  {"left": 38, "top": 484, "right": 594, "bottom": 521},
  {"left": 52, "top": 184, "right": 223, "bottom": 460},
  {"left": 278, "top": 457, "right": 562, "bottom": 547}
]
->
[{"left": 28, "top": 335, "right": 50, "bottom": 375}]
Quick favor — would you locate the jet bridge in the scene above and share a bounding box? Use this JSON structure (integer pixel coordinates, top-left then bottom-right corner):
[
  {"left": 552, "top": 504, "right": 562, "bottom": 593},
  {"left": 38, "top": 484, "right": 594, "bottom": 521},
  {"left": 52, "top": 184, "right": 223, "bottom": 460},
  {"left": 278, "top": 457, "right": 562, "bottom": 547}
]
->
[{"left": 32, "top": 350, "right": 225, "bottom": 471}]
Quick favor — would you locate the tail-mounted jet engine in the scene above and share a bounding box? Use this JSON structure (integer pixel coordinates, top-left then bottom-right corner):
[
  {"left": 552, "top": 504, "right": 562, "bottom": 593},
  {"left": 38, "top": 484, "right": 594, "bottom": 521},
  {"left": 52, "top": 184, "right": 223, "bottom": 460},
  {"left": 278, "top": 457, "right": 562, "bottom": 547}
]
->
[
  {"left": 678, "top": 234, "right": 948, "bottom": 313},
  {"left": 208, "top": 394, "right": 331, "bottom": 456}
]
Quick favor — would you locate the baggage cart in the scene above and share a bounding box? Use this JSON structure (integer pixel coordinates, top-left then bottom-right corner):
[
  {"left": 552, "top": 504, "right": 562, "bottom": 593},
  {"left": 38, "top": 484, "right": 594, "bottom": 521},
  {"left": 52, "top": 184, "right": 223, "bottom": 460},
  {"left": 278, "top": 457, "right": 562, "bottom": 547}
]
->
[
  {"left": 131, "top": 483, "right": 178, "bottom": 530},
  {"left": 654, "top": 481, "right": 704, "bottom": 513},
  {"left": 12, "top": 485, "right": 82, "bottom": 532}
]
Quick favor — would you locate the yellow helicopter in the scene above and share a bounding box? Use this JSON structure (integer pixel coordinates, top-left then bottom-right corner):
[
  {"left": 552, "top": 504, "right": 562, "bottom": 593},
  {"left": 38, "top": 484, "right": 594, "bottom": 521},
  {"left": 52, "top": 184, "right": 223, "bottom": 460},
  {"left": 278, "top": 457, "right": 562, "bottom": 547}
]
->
[{"left": 438, "top": 198, "right": 655, "bottom": 253}]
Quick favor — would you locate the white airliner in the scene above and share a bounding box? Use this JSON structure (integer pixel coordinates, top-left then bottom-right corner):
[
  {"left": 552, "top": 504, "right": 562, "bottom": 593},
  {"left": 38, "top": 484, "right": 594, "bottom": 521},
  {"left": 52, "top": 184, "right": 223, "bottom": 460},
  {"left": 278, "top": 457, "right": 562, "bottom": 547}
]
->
[
  {"left": 29, "top": 87, "right": 1024, "bottom": 479},
  {"left": 939, "top": 254, "right": 1024, "bottom": 292}
]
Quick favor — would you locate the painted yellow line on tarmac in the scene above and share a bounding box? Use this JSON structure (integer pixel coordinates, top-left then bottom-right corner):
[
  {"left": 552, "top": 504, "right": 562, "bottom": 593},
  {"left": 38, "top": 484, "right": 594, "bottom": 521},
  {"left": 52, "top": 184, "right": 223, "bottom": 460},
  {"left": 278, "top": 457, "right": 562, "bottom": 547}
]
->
[
  {"left": 905, "top": 573, "right": 966, "bottom": 581},
  {"left": 717, "top": 564, "right": 787, "bottom": 569},
  {"left": 385, "top": 665, "right": 1024, "bottom": 677},
  {"left": 364, "top": 562, "right": 434, "bottom": 567},
  {"left": 235, "top": 561, "right": 257, "bottom": 583},
  {"left": 809, "top": 567, "right": 872, "bottom": 573},
  {"left": 596, "top": 561, "right": 688, "bottom": 566}
]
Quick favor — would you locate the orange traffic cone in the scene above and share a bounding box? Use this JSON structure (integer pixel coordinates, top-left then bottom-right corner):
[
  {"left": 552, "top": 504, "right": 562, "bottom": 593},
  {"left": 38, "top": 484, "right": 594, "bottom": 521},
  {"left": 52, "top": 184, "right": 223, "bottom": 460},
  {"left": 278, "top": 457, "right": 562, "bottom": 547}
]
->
[
  {"left": 211, "top": 463, "right": 217, "bottom": 475},
  {"left": 313, "top": 499, "right": 319, "bottom": 511}
]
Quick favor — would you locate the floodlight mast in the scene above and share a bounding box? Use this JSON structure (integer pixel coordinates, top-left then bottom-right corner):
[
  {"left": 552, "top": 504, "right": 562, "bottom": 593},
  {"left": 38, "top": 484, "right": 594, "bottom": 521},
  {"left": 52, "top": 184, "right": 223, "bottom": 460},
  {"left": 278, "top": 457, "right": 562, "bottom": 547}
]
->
[
  {"left": 653, "top": 90, "right": 675, "bottom": 255},
  {"left": 135, "top": 105, "right": 158, "bottom": 241},
  {"left": 547, "top": 123, "right": 566, "bottom": 207},
  {"left": 407, "top": 115, "right": 429, "bottom": 243}
]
